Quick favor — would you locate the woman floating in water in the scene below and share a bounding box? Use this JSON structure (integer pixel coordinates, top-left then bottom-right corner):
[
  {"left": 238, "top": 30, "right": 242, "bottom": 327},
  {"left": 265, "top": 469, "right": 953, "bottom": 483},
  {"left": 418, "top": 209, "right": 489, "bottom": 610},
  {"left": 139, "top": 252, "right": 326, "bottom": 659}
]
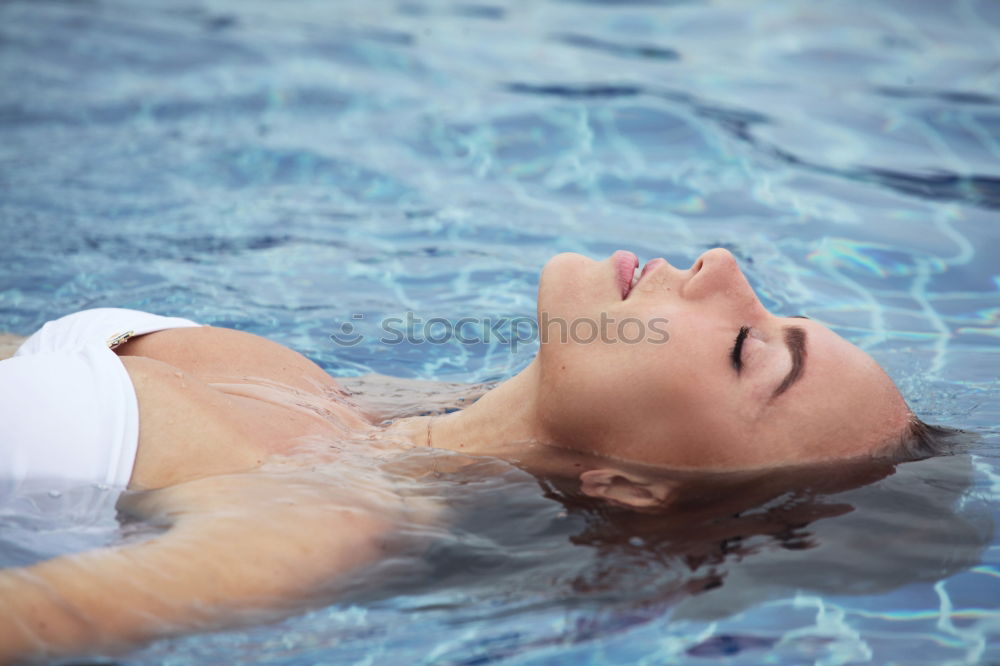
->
[{"left": 0, "top": 249, "right": 954, "bottom": 662}]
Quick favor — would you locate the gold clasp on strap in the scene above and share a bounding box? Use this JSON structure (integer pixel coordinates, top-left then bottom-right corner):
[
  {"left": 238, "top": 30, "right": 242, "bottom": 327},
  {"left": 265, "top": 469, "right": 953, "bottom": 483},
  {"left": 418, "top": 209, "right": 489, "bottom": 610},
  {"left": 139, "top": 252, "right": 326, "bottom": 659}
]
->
[{"left": 106, "top": 330, "right": 135, "bottom": 349}]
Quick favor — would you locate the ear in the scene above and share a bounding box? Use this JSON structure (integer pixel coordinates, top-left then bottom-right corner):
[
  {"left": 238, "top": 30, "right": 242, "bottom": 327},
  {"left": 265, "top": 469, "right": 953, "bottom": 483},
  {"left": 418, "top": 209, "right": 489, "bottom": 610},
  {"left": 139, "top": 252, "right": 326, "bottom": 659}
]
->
[{"left": 579, "top": 468, "right": 676, "bottom": 510}]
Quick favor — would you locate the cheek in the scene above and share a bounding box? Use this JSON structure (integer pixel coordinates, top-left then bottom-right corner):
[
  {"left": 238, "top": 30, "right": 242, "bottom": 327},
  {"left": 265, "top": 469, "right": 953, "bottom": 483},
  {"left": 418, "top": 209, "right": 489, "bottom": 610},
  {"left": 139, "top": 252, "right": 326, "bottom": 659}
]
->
[{"left": 536, "top": 300, "right": 765, "bottom": 466}]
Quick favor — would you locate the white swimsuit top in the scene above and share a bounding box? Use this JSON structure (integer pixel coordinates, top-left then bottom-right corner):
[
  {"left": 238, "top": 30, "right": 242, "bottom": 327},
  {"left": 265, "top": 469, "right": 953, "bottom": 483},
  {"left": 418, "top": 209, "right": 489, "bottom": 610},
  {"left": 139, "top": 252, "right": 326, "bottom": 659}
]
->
[{"left": 0, "top": 308, "right": 202, "bottom": 499}]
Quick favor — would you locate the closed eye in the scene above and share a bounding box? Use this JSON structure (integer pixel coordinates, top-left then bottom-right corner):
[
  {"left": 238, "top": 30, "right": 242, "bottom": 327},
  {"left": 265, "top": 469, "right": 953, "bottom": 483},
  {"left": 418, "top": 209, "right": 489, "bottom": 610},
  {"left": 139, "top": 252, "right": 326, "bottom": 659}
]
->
[{"left": 730, "top": 326, "right": 750, "bottom": 373}]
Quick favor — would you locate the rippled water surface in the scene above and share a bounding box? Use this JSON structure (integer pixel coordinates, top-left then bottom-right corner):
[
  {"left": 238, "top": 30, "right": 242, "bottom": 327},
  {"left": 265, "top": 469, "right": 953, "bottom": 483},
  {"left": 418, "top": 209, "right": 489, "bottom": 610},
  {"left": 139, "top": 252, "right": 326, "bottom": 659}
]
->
[{"left": 1, "top": 0, "right": 999, "bottom": 664}]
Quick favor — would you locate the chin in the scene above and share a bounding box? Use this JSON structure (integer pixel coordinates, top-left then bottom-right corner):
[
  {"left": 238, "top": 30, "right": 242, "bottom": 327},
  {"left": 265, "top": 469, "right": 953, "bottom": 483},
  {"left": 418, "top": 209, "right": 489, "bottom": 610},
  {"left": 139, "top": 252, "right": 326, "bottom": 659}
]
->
[
  {"left": 541, "top": 252, "right": 592, "bottom": 277},
  {"left": 537, "top": 252, "right": 601, "bottom": 318}
]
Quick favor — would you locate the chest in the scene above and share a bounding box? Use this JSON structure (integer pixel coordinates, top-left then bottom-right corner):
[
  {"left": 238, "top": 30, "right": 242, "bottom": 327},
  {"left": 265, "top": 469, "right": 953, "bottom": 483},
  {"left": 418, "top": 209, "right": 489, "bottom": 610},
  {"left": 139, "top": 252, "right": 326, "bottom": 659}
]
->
[{"left": 114, "top": 327, "right": 372, "bottom": 489}]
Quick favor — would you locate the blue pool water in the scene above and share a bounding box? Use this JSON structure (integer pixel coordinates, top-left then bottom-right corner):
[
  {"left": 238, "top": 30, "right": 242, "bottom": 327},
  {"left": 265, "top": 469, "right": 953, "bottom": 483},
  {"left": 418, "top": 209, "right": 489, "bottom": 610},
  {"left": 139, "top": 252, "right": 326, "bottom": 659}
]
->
[{"left": 1, "top": 0, "right": 999, "bottom": 663}]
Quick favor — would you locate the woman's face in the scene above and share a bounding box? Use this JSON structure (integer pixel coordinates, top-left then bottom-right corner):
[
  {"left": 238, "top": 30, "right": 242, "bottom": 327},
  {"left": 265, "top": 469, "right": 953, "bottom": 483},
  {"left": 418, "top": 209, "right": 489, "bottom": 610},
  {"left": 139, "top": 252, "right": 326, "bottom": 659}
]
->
[{"left": 534, "top": 249, "right": 910, "bottom": 470}]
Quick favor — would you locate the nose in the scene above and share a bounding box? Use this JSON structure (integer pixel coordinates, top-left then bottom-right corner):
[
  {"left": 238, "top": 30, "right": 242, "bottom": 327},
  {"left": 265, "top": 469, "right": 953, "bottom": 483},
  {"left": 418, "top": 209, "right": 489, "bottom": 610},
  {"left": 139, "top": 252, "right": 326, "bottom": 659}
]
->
[
  {"left": 690, "top": 248, "right": 737, "bottom": 276},
  {"left": 685, "top": 248, "right": 761, "bottom": 309}
]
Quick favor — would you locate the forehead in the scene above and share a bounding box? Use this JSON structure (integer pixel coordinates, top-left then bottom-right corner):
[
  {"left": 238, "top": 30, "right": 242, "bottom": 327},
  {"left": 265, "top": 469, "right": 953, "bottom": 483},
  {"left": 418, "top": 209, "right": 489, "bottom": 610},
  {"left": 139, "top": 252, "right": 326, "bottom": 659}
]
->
[{"left": 753, "top": 321, "right": 910, "bottom": 464}]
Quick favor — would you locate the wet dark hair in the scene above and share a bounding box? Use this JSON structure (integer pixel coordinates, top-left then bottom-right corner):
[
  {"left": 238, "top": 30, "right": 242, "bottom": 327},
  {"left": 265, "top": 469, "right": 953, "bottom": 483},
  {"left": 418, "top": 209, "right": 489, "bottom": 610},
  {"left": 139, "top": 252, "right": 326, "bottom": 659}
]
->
[{"left": 878, "top": 416, "right": 963, "bottom": 464}]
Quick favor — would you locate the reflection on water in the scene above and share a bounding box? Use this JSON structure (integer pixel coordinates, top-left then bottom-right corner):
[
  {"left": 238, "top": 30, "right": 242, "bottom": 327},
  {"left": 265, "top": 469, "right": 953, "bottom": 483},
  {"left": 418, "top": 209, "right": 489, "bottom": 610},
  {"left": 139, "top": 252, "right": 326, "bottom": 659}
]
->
[{"left": 1, "top": 0, "right": 998, "bottom": 663}]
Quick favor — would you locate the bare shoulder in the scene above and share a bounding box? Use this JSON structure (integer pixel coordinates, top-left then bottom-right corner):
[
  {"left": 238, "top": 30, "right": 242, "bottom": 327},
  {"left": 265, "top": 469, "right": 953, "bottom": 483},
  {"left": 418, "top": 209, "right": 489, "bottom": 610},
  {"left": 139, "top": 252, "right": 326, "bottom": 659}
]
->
[
  {"left": 122, "top": 468, "right": 400, "bottom": 538},
  {"left": 117, "top": 465, "right": 445, "bottom": 584},
  {"left": 0, "top": 333, "right": 26, "bottom": 360},
  {"left": 339, "top": 372, "right": 492, "bottom": 421}
]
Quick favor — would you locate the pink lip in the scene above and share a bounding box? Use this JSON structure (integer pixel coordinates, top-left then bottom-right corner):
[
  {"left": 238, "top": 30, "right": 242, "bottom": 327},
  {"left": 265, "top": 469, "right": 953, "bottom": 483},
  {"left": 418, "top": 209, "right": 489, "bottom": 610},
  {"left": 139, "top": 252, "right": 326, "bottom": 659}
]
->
[
  {"left": 613, "top": 250, "right": 639, "bottom": 299},
  {"left": 619, "top": 256, "right": 668, "bottom": 299},
  {"left": 639, "top": 257, "right": 667, "bottom": 282}
]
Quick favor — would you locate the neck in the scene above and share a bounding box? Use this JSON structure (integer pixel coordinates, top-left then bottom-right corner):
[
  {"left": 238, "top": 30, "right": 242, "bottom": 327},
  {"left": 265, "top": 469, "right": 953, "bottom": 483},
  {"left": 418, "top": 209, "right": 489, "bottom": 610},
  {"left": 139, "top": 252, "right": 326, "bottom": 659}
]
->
[{"left": 385, "top": 358, "right": 551, "bottom": 463}]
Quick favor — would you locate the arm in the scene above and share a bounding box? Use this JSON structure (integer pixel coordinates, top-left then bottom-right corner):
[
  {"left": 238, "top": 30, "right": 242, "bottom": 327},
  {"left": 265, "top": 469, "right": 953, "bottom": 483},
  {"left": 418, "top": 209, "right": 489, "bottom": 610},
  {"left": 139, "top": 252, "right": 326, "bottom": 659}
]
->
[{"left": 0, "top": 471, "right": 405, "bottom": 663}]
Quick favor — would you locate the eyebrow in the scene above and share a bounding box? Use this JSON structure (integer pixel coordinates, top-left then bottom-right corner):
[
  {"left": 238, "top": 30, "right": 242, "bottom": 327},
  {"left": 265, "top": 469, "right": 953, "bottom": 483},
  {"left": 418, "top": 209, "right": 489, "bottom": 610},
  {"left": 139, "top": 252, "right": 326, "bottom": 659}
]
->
[{"left": 771, "top": 326, "right": 807, "bottom": 400}]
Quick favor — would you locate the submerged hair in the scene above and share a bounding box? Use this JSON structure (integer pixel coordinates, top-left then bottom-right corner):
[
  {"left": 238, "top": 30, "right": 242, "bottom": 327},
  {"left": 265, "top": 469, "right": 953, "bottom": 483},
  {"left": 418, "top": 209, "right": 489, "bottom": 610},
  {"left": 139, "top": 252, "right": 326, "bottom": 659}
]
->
[{"left": 878, "top": 415, "right": 964, "bottom": 464}]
